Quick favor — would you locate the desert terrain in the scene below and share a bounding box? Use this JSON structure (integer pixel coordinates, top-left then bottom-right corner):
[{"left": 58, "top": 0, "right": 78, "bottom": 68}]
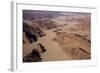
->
[{"left": 23, "top": 10, "right": 91, "bottom": 62}]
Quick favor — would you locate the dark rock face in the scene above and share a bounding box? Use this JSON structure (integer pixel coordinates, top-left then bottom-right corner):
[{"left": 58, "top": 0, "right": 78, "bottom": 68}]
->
[
  {"left": 23, "top": 49, "right": 42, "bottom": 62},
  {"left": 38, "top": 43, "right": 46, "bottom": 53},
  {"left": 23, "top": 44, "right": 47, "bottom": 62},
  {"left": 25, "top": 31, "right": 38, "bottom": 43},
  {"left": 23, "top": 22, "right": 46, "bottom": 43}
]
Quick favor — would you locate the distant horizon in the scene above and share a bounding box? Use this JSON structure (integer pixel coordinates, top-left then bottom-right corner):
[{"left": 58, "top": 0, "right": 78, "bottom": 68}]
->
[{"left": 23, "top": 10, "right": 91, "bottom": 20}]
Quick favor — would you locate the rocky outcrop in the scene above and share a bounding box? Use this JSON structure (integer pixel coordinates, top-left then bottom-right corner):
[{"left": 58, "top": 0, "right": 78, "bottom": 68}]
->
[
  {"left": 23, "top": 43, "right": 46, "bottom": 62},
  {"left": 23, "top": 22, "right": 46, "bottom": 43}
]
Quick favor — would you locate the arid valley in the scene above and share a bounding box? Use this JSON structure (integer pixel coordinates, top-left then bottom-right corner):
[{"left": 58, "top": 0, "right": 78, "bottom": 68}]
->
[{"left": 23, "top": 10, "right": 91, "bottom": 62}]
